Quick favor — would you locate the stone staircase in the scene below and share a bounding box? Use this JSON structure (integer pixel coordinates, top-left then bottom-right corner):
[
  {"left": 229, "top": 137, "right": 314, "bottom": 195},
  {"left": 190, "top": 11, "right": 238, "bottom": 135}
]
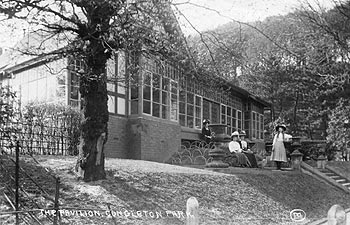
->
[
  {"left": 318, "top": 168, "right": 350, "bottom": 191},
  {"left": 300, "top": 162, "right": 350, "bottom": 194}
]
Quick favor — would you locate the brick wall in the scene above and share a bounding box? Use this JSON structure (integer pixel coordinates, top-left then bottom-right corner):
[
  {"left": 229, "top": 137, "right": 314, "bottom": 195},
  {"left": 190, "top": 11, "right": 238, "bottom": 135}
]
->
[
  {"left": 104, "top": 115, "right": 128, "bottom": 158},
  {"left": 127, "top": 116, "right": 181, "bottom": 162}
]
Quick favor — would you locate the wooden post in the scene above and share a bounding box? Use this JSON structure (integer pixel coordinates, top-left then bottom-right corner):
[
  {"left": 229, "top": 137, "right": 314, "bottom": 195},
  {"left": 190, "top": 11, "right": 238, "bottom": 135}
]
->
[
  {"left": 327, "top": 204, "right": 347, "bottom": 225},
  {"left": 53, "top": 177, "right": 60, "bottom": 225},
  {"left": 186, "top": 197, "right": 199, "bottom": 225},
  {"left": 15, "top": 140, "right": 20, "bottom": 225}
]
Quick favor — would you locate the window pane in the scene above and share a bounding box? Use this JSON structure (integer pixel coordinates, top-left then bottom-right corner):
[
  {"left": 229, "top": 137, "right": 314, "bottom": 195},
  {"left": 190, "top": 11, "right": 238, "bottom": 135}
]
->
[
  {"left": 238, "top": 111, "right": 242, "bottom": 120},
  {"left": 179, "top": 102, "right": 186, "bottom": 114},
  {"left": 143, "top": 100, "right": 151, "bottom": 114},
  {"left": 117, "top": 97, "right": 126, "bottom": 115},
  {"left": 71, "top": 73, "right": 79, "bottom": 86},
  {"left": 152, "top": 103, "right": 160, "bottom": 117},
  {"left": 153, "top": 74, "right": 160, "bottom": 88},
  {"left": 232, "top": 109, "right": 237, "bottom": 118},
  {"left": 143, "top": 86, "right": 151, "bottom": 100},
  {"left": 227, "top": 116, "right": 231, "bottom": 127},
  {"left": 195, "top": 106, "right": 201, "bottom": 118},
  {"left": 195, "top": 118, "right": 201, "bottom": 128},
  {"left": 170, "top": 99, "right": 177, "bottom": 121},
  {"left": 131, "top": 86, "right": 138, "bottom": 100},
  {"left": 227, "top": 107, "right": 231, "bottom": 116},
  {"left": 117, "top": 84, "right": 126, "bottom": 94},
  {"left": 187, "top": 116, "right": 194, "bottom": 128},
  {"left": 221, "top": 115, "right": 226, "bottom": 124},
  {"left": 71, "top": 86, "right": 79, "bottom": 100},
  {"left": 143, "top": 72, "right": 151, "bottom": 85},
  {"left": 171, "top": 93, "right": 177, "bottom": 101},
  {"left": 162, "top": 91, "right": 168, "bottom": 105},
  {"left": 107, "top": 82, "right": 115, "bottom": 92},
  {"left": 162, "top": 78, "right": 169, "bottom": 90},
  {"left": 221, "top": 105, "right": 226, "bottom": 114},
  {"left": 153, "top": 88, "right": 160, "bottom": 103},
  {"left": 162, "top": 105, "right": 168, "bottom": 119},
  {"left": 195, "top": 96, "right": 201, "bottom": 106},
  {"left": 108, "top": 95, "right": 115, "bottom": 113},
  {"left": 203, "top": 99, "right": 210, "bottom": 121},
  {"left": 187, "top": 104, "right": 194, "bottom": 116},
  {"left": 187, "top": 93, "right": 194, "bottom": 104},
  {"left": 211, "top": 102, "right": 220, "bottom": 124},
  {"left": 179, "top": 90, "right": 186, "bottom": 102},
  {"left": 171, "top": 81, "right": 177, "bottom": 93},
  {"left": 179, "top": 115, "right": 186, "bottom": 126}
]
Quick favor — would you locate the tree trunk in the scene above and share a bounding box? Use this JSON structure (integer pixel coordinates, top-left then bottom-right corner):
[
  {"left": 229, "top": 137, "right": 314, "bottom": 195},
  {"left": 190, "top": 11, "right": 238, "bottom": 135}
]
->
[
  {"left": 76, "top": 40, "right": 109, "bottom": 182},
  {"left": 74, "top": 3, "right": 114, "bottom": 182}
]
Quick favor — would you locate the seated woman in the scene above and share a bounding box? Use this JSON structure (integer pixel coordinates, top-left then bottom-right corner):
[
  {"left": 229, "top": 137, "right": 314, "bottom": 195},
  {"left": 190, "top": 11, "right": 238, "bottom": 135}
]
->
[
  {"left": 201, "top": 119, "right": 213, "bottom": 145},
  {"left": 228, "top": 131, "right": 251, "bottom": 167},
  {"left": 239, "top": 131, "right": 258, "bottom": 168}
]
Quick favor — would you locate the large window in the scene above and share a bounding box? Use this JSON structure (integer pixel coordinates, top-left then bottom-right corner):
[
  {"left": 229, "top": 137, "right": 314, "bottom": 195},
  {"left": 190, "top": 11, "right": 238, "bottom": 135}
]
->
[
  {"left": 141, "top": 56, "right": 178, "bottom": 121},
  {"left": 106, "top": 51, "right": 126, "bottom": 116},
  {"left": 251, "top": 111, "right": 264, "bottom": 139},
  {"left": 68, "top": 58, "right": 83, "bottom": 108}
]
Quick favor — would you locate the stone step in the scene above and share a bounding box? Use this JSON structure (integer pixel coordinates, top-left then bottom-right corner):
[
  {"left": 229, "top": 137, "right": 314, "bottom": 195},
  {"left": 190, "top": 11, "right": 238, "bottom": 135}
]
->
[
  {"left": 329, "top": 175, "right": 340, "bottom": 179},
  {"left": 342, "top": 183, "right": 350, "bottom": 186}
]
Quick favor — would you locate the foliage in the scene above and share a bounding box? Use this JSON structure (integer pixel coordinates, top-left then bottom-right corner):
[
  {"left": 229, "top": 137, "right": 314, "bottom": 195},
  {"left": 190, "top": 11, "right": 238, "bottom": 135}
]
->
[
  {"left": 327, "top": 98, "right": 350, "bottom": 152},
  {"left": 0, "top": 86, "right": 18, "bottom": 142},
  {"left": 188, "top": 1, "right": 350, "bottom": 141},
  {"left": 21, "top": 102, "right": 82, "bottom": 155},
  {"left": 0, "top": 0, "right": 192, "bottom": 181},
  {"left": 0, "top": 98, "right": 82, "bottom": 155}
]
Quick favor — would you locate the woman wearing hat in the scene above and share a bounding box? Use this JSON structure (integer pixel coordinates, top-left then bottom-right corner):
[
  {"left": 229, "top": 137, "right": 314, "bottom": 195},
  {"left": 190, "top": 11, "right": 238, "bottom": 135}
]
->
[
  {"left": 271, "top": 124, "right": 292, "bottom": 170},
  {"left": 228, "top": 131, "right": 251, "bottom": 167},
  {"left": 239, "top": 131, "right": 258, "bottom": 168},
  {"left": 201, "top": 119, "right": 213, "bottom": 144}
]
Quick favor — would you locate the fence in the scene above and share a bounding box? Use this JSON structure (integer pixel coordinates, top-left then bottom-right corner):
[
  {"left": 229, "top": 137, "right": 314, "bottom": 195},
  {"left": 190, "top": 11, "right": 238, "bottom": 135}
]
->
[
  {"left": 0, "top": 142, "right": 62, "bottom": 225},
  {"left": 0, "top": 116, "right": 79, "bottom": 156}
]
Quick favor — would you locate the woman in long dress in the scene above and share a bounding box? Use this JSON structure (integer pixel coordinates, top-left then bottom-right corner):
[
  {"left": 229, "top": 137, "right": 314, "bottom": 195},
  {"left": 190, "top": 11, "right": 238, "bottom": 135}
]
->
[
  {"left": 228, "top": 131, "right": 251, "bottom": 167},
  {"left": 239, "top": 131, "right": 258, "bottom": 168},
  {"left": 271, "top": 124, "right": 292, "bottom": 170}
]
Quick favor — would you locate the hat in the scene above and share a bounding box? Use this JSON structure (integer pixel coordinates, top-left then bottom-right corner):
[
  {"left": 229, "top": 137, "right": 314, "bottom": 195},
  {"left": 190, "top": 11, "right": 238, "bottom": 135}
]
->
[
  {"left": 203, "top": 119, "right": 210, "bottom": 125},
  {"left": 231, "top": 131, "right": 240, "bottom": 137},
  {"left": 239, "top": 131, "right": 246, "bottom": 136},
  {"left": 275, "top": 124, "right": 286, "bottom": 131}
]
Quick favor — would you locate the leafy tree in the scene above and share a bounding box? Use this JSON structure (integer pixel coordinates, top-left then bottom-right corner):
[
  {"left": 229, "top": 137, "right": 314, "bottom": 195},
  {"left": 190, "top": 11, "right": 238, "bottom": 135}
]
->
[
  {"left": 327, "top": 98, "right": 350, "bottom": 155},
  {"left": 0, "top": 0, "right": 187, "bottom": 181}
]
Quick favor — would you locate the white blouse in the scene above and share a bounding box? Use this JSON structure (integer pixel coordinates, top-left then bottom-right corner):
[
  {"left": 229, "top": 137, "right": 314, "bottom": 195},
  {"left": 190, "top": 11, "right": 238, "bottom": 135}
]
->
[
  {"left": 229, "top": 141, "right": 242, "bottom": 153},
  {"left": 272, "top": 133, "right": 292, "bottom": 145}
]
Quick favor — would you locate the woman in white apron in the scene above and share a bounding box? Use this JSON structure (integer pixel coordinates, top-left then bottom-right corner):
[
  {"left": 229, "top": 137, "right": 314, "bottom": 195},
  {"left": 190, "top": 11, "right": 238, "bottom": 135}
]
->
[{"left": 271, "top": 124, "right": 292, "bottom": 170}]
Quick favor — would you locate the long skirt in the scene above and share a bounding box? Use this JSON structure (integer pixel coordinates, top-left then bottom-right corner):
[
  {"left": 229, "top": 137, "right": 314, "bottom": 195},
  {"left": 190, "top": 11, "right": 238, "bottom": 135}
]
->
[
  {"left": 244, "top": 152, "right": 258, "bottom": 168},
  {"left": 271, "top": 141, "right": 287, "bottom": 162},
  {"left": 225, "top": 152, "right": 250, "bottom": 167}
]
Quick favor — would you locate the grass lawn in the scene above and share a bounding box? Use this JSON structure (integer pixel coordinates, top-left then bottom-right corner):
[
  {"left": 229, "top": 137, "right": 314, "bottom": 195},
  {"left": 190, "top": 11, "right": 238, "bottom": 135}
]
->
[{"left": 1, "top": 155, "right": 350, "bottom": 225}]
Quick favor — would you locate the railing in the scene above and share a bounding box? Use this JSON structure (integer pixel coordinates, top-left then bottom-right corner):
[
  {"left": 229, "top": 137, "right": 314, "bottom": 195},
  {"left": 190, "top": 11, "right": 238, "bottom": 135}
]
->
[
  {"left": 166, "top": 140, "right": 215, "bottom": 165},
  {"left": 0, "top": 141, "right": 67, "bottom": 225},
  {"left": 0, "top": 120, "right": 78, "bottom": 156}
]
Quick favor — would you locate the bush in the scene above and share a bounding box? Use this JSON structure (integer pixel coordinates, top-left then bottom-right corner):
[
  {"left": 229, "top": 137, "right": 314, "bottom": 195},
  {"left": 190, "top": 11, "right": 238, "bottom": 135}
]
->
[{"left": 20, "top": 102, "right": 82, "bottom": 155}]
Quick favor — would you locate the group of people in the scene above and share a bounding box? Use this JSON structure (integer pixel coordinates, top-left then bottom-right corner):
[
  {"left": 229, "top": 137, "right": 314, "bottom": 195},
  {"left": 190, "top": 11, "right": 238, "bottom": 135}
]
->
[
  {"left": 201, "top": 119, "right": 258, "bottom": 168},
  {"left": 202, "top": 119, "right": 292, "bottom": 170},
  {"left": 227, "top": 130, "right": 258, "bottom": 168}
]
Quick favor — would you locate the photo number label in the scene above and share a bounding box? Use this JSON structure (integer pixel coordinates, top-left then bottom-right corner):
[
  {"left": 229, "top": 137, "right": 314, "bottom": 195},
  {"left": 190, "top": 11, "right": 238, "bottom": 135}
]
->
[{"left": 290, "top": 209, "right": 306, "bottom": 222}]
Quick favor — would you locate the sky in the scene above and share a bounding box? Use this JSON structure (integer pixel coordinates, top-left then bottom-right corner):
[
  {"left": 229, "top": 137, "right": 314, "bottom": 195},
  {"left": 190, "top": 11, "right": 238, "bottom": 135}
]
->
[
  {"left": 172, "top": 0, "right": 336, "bottom": 35},
  {"left": 0, "top": 0, "right": 336, "bottom": 49}
]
